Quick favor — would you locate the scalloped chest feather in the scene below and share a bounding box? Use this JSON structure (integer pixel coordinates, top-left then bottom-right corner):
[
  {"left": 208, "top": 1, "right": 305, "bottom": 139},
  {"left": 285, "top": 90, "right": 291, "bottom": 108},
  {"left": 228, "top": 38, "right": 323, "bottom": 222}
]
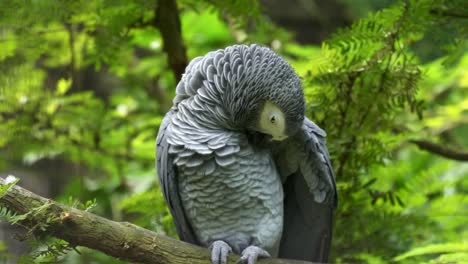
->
[{"left": 166, "top": 116, "right": 284, "bottom": 255}]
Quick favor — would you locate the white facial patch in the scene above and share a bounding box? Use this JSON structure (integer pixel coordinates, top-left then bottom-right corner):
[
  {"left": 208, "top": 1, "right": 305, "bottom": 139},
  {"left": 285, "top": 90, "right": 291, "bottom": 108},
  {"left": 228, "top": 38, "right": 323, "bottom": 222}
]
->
[{"left": 258, "top": 101, "right": 288, "bottom": 141}]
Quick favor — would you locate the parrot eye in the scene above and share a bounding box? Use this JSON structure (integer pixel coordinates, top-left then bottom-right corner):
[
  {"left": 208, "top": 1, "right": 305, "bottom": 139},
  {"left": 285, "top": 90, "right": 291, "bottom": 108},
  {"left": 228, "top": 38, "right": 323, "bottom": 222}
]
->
[
  {"left": 258, "top": 101, "right": 287, "bottom": 141},
  {"left": 270, "top": 115, "right": 276, "bottom": 124}
]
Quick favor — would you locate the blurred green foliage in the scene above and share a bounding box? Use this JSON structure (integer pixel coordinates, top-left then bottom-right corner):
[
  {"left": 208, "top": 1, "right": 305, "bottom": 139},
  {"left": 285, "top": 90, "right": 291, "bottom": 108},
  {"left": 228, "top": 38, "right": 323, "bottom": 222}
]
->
[{"left": 0, "top": 0, "right": 467, "bottom": 263}]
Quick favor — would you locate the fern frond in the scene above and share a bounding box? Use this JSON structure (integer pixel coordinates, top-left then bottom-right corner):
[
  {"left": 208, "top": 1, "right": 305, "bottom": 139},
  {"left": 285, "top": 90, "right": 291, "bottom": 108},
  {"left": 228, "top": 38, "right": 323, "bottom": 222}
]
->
[{"left": 0, "top": 178, "right": 19, "bottom": 199}]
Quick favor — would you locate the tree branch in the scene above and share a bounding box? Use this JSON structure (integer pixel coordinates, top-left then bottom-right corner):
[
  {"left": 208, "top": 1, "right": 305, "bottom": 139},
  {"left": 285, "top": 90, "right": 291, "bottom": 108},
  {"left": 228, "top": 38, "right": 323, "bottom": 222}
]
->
[
  {"left": 155, "top": 0, "right": 188, "bottom": 82},
  {"left": 0, "top": 177, "right": 313, "bottom": 264},
  {"left": 430, "top": 9, "right": 468, "bottom": 19},
  {"left": 409, "top": 139, "right": 468, "bottom": 162}
]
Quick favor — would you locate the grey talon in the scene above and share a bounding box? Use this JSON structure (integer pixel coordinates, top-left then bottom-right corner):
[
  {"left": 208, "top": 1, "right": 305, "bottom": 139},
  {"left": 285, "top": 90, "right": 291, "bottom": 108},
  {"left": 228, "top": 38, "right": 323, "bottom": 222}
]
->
[
  {"left": 237, "top": 246, "right": 270, "bottom": 264},
  {"left": 210, "top": 240, "right": 232, "bottom": 264}
]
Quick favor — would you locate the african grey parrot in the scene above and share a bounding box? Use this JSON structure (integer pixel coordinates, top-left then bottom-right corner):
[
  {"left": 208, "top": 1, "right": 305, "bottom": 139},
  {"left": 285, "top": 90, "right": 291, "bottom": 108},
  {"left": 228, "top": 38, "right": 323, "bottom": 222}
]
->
[{"left": 156, "top": 44, "right": 337, "bottom": 264}]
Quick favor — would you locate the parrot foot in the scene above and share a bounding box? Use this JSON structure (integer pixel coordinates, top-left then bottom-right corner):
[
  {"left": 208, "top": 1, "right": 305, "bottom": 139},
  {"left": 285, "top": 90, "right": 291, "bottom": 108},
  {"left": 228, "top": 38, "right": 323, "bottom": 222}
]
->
[
  {"left": 209, "top": 240, "right": 232, "bottom": 264},
  {"left": 236, "top": 246, "right": 270, "bottom": 264}
]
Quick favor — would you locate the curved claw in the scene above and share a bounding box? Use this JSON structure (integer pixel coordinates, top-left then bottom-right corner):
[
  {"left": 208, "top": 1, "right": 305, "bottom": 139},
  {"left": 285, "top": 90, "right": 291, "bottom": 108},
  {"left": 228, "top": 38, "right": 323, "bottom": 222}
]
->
[
  {"left": 210, "top": 240, "right": 232, "bottom": 264},
  {"left": 237, "top": 246, "right": 270, "bottom": 264}
]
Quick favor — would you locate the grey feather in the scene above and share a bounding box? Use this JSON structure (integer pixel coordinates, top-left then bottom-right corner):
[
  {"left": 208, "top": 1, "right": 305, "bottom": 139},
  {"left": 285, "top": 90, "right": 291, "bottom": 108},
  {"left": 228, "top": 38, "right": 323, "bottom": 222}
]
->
[
  {"left": 273, "top": 117, "right": 337, "bottom": 263},
  {"left": 215, "top": 145, "right": 240, "bottom": 157},
  {"left": 156, "top": 112, "right": 198, "bottom": 244}
]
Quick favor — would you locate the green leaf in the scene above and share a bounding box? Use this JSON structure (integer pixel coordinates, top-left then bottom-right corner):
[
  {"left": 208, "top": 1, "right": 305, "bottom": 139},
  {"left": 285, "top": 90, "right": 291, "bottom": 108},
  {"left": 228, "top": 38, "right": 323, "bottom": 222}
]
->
[
  {"left": 56, "top": 78, "right": 72, "bottom": 96},
  {"left": 0, "top": 177, "right": 19, "bottom": 199},
  {"left": 432, "top": 252, "right": 468, "bottom": 264},
  {"left": 394, "top": 243, "right": 468, "bottom": 261}
]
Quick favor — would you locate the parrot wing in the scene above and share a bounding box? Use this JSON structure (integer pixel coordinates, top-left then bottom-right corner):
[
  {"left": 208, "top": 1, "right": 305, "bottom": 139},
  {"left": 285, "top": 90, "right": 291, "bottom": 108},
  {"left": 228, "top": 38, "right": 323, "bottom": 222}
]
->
[
  {"left": 156, "top": 111, "right": 198, "bottom": 244},
  {"left": 274, "top": 117, "right": 337, "bottom": 263}
]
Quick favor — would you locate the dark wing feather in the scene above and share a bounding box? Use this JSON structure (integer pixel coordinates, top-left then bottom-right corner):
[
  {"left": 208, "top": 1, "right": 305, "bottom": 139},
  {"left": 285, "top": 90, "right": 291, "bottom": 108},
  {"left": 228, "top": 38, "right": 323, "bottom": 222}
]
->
[
  {"left": 275, "top": 117, "right": 337, "bottom": 263},
  {"left": 156, "top": 111, "right": 198, "bottom": 244}
]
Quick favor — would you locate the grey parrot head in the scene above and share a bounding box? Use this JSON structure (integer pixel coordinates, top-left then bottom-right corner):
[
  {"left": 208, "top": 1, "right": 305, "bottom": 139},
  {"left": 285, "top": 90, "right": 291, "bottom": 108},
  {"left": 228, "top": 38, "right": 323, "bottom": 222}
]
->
[
  {"left": 174, "top": 44, "right": 305, "bottom": 141},
  {"left": 226, "top": 45, "right": 305, "bottom": 141}
]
